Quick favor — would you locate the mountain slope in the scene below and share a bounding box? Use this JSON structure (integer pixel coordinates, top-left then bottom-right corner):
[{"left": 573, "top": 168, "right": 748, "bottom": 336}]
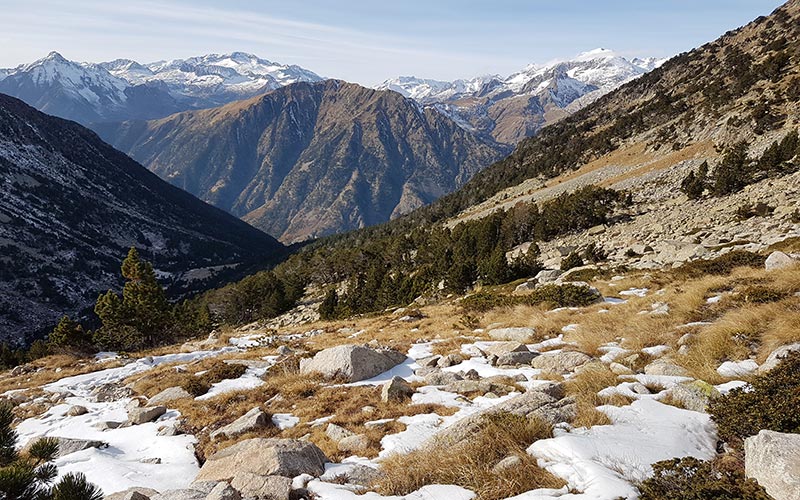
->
[
  {"left": 0, "top": 93, "right": 285, "bottom": 342},
  {"left": 378, "top": 49, "right": 664, "bottom": 144},
  {"left": 0, "top": 52, "right": 322, "bottom": 125},
  {"left": 96, "top": 80, "right": 509, "bottom": 243}
]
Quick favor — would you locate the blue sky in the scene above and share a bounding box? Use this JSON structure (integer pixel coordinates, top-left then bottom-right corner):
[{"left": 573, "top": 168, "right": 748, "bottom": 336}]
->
[{"left": 0, "top": 0, "right": 785, "bottom": 85}]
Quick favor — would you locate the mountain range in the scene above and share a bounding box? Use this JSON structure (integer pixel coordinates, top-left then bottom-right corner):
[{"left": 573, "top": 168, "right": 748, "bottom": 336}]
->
[
  {"left": 377, "top": 49, "right": 665, "bottom": 143},
  {"left": 96, "top": 80, "right": 509, "bottom": 243},
  {"left": 0, "top": 94, "right": 285, "bottom": 341},
  {"left": 0, "top": 52, "right": 323, "bottom": 125}
]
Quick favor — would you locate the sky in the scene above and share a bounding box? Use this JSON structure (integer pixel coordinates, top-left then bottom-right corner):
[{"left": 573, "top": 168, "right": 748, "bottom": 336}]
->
[{"left": 0, "top": 0, "right": 787, "bottom": 86}]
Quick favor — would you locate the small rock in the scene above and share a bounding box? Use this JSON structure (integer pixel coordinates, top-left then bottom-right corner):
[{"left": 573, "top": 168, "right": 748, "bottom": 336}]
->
[
  {"left": 496, "top": 351, "right": 538, "bottom": 366},
  {"left": 481, "top": 342, "right": 530, "bottom": 357},
  {"left": 669, "top": 380, "right": 719, "bottom": 412},
  {"left": 532, "top": 351, "right": 592, "bottom": 373},
  {"left": 148, "top": 387, "right": 192, "bottom": 406},
  {"left": 205, "top": 483, "right": 241, "bottom": 500},
  {"left": 765, "top": 251, "right": 797, "bottom": 271},
  {"left": 424, "top": 370, "right": 463, "bottom": 386},
  {"left": 629, "top": 383, "right": 650, "bottom": 395},
  {"left": 338, "top": 434, "right": 370, "bottom": 453},
  {"left": 758, "top": 342, "right": 800, "bottom": 374},
  {"left": 492, "top": 455, "right": 523, "bottom": 473},
  {"left": 66, "top": 405, "right": 88, "bottom": 417},
  {"left": 231, "top": 474, "right": 291, "bottom": 500},
  {"left": 462, "top": 369, "right": 481, "bottom": 380},
  {"left": 104, "top": 488, "right": 159, "bottom": 500},
  {"left": 128, "top": 406, "right": 167, "bottom": 425},
  {"left": 325, "top": 423, "right": 355, "bottom": 442},
  {"left": 643, "top": 360, "right": 690, "bottom": 377},
  {"left": 140, "top": 457, "right": 161, "bottom": 464},
  {"left": 609, "top": 362, "right": 634, "bottom": 375},
  {"left": 437, "top": 353, "right": 465, "bottom": 368},
  {"left": 210, "top": 407, "right": 269, "bottom": 441},
  {"left": 416, "top": 356, "right": 441, "bottom": 368},
  {"left": 93, "top": 421, "right": 122, "bottom": 431},
  {"left": 381, "top": 376, "right": 414, "bottom": 403}
]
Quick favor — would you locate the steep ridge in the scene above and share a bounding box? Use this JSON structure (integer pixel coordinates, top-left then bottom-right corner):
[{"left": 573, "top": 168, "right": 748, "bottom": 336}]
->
[
  {"left": 378, "top": 49, "right": 664, "bottom": 144},
  {"left": 96, "top": 80, "right": 509, "bottom": 243},
  {"left": 0, "top": 94, "right": 285, "bottom": 341},
  {"left": 0, "top": 52, "right": 322, "bottom": 125}
]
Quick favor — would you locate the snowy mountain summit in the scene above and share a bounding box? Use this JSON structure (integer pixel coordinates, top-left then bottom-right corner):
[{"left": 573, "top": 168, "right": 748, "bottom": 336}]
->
[
  {"left": 378, "top": 48, "right": 666, "bottom": 143},
  {"left": 0, "top": 51, "right": 323, "bottom": 124}
]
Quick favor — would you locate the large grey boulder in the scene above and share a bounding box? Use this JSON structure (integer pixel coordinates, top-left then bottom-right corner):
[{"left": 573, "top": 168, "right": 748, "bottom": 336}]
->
[
  {"left": 429, "top": 388, "right": 575, "bottom": 448},
  {"left": 532, "top": 351, "right": 592, "bottom": 373},
  {"left": 149, "top": 387, "right": 192, "bottom": 406},
  {"left": 210, "top": 407, "right": 270, "bottom": 441},
  {"left": 230, "top": 473, "right": 291, "bottom": 500},
  {"left": 758, "top": 342, "right": 800, "bottom": 374},
  {"left": 744, "top": 430, "right": 800, "bottom": 500},
  {"left": 54, "top": 437, "right": 108, "bottom": 457},
  {"left": 488, "top": 327, "right": 536, "bottom": 342},
  {"left": 195, "top": 438, "right": 328, "bottom": 482},
  {"left": 423, "top": 370, "right": 463, "bottom": 386},
  {"left": 128, "top": 406, "right": 167, "bottom": 425},
  {"left": 299, "top": 345, "right": 406, "bottom": 382},
  {"left": 765, "top": 251, "right": 797, "bottom": 271}
]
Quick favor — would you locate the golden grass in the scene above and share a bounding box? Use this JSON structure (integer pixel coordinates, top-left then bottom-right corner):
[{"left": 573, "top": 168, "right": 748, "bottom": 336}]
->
[
  {"left": 564, "top": 363, "right": 619, "bottom": 427},
  {"left": 375, "top": 412, "right": 563, "bottom": 500},
  {"left": 0, "top": 354, "right": 126, "bottom": 394}
]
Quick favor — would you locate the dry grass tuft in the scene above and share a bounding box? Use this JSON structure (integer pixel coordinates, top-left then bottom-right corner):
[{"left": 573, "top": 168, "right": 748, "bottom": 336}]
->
[
  {"left": 564, "top": 363, "right": 619, "bottom": 427},
  {"left": 375, "top": 412, "right": 562, "bottom": 500}
]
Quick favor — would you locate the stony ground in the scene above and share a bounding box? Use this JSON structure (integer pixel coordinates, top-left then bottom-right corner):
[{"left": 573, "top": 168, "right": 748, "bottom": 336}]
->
[{"left": 4, "top": 251, "right": 800, "bottom": 499}]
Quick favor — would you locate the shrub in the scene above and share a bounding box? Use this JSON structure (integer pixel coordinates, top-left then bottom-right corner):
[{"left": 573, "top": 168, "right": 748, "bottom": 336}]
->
[
  {"left": 181, "top": 377, "right": 211, "bottom": 397},
  {"left": 460, "top": 292, "right": 516, "bottom": 313},
  {"left": 708, "top": 351, "right": 800, "bottom": 446},
  {"left": 582, "top": 242, "right": 606, "bottom": 264},
  {"left": 676, "top": 250, "right": 765, "bottom": 278},
  {"left": 638, "top": 457, "right": 770, "bottom": 500},
  {"left": 526, "top": 283, "right": 600, "bottom": 308},
  {"left": 740, "top": 286, "right": 789, "bottom": 304},
  {"left": 560, "top": 252, "right": 584, "bottom": 271}
]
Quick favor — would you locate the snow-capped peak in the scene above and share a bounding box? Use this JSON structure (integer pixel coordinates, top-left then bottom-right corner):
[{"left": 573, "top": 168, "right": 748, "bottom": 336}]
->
[{"left": 574, "top": 47, "right": 618, "bottom": 62}]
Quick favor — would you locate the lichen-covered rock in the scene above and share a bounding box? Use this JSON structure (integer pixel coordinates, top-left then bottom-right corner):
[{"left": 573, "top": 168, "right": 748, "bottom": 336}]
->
[
  {"left": 488, "top": 327, "right": 536, "bottom": 342},
  {"left": 532, "top": 351, "right": 592, "bottom": 373},
  {"left": 148, "top": 386, "right": 192, "bottom": 406},
  {"left": 765, "top": 251, "right": 797, "bottom": 271},
  {"left": 669, "top": 380, "right": 720, "bottom": 412},
  {"left": 758, "top": 342, "right": 800, "bottom": 374},
  {"left": 381, "top": 376, "right": 414, "bottom": 402},
  {"left": 230, "top": 473, "right": 292, "bottom": 500},
  {"left": 128, "top": 405, "right": 167, "bottom": 425}
]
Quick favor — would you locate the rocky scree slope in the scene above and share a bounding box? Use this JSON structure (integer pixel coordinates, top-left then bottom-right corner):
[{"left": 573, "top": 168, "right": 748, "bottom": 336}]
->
[
  {"left": 96, "top": 80, "right": 509, "bottom": 243},
  {"left": 0, "top": 94, "right": 285, "bottom": 342}
]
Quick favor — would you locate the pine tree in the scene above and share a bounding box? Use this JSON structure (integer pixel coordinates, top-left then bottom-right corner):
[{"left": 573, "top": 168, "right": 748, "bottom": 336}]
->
[
  {"left": 0, "top": 403, "right": 102, "bottom": 499},
  {"left": 47, "top": 317, "right": 90, "bottom": 351},
  {"left": 318, "top": 289, "right": 339, "bottom": 320}
]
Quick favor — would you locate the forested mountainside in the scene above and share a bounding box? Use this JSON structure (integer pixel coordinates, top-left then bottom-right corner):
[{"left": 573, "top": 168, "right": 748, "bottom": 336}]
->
[
  {"left": 0, "top": 51, "right": 322, "bottom": 125},
  {"left": 0, "top": 94, "right": 285, "bottom": 342},
  {"left": 196, "top": 0, "right": 800, "bottom": 324},
  {"left": 96, "top": 80, "right": 509, "bottom": 243}
]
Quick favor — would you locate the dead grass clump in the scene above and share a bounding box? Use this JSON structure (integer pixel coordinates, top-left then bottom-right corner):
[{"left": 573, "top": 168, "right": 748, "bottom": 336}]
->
[
  {"left": 375, "top": 412, "right": 562, "bottom": 500},
  {"left": 431, "top": 338, "right": 467, "bottom": 357},
  {"left": 564, "top": 363, "right": 620, "bottom": 428},
  {"left": 0, "top": 354, "right": 126, "bottom": 394}
]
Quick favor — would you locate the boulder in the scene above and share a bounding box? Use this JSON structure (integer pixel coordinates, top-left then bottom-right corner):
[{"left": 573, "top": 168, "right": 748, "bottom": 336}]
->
[
  {"left": 532, "top": 351, "right": 592, "bottom": 373},
  {"left": 609, "top": 362, "right": 634, "bottom": 375},
  {"left": 424, "top": 370, "right": 463, "bottom": 386},
  {"left": 150, "top": 490, "right": 205, "bottom": 500},
  {"left": 104, "top": 488, "right": 159, "bottom": 500},
  {"left": 758, "top": 342, "right": 800, "bottom": 374},
  {"left": 230, "top": 473, "right": 292, "bottom": 500},
  {"left": 381, "top": 377, "right": 414, "bottom": 402},
  {"left": 205, "top": 483, "right": 241, "bottom": 500},
  {"left": 149, "top": 387, "right": 192, "bottom": 406},
  {"left": 210, "top": 407, "right": 270, "bottom": 441},
  {"left": 92, "top": 383, "right": 134, "bottom": 402},
  {"left": 128, "top": 406, "right": 167, "bottom": 425},
  {"left": 338, "top": 434, "right": 370, "bottom": 453},
  {"left": 437, "top": 353, "right": 465, "bottom": 368},
  {"left": 429, "top": 390, "right": 575, "bottom": 448},
  {"left": 481, "top": 342, "right": 530, "bottom": 357},
  {"left": 536, "top": 269, "right": 562, "bottom": 284},
  {"left": 765, "top": 251, "right": 797, "bottom": 271},
  {"left": 340, "top": 464, "right": 384, "bottom": 487},
  {"left": 496, "top": 351, "right": 538, "bottom": 366},
  {"left": 299, "top": 345, "right": 406, "bottom": 382},
  {"left": 325, "top": 423, "right": 354, "bottom": 442},
  {"left": 415, "top": 356, "right": 441, "bottom": 368},
  {"left": 53, "top": 437, "right": 108, "bottom": 457},
  {"left": 66, "top": 405, "right": 88, "bottom": 417},
  {"left": 196, "top": 438, "right": 328, "bottom": 482},
  {"left": 488, "top": 327, "right": 536, "bottom": 342},
  {"left": 744, "top": 430, "right": 800, "bottom": 500},
  {"left": 643, "top": 360, "right": 690, "bottom": 377},
  {"left": 669, "top": 380, "right": 719, "bottom": 412}
]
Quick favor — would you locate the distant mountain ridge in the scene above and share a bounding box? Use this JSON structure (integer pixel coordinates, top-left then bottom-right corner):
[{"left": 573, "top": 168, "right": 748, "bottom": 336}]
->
[
  {"left": 377, "top": 49, "right": 665, "bottom": 143},
  {"left": 0, "top": 51, "right": 323, "bottom": 125},
  {"left": 96, "top": 80, "right": 510, "bottom": 243},
  {"left": 0, "top": 93, "right": 285, "bottom": 342}
]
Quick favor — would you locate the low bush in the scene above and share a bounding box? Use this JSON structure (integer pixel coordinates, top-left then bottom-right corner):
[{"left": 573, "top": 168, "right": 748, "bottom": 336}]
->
[
  {"left": 461, "top": 284, "right": 599, "bottom": 313},
  {"left": 203, "top": 361, "right": 247, "bottom": 384},
  {"left": 181, "top": 377, "right": 212, "bottom": 397},
  {"left": 676, "top": 251, "right": 765, "bottom": 278},
  {"left": 708, "top": 351, "right": 800, "bottom": 446},
  {"left": 740, "top": 285, "right": 790, "bottom": 304},
  {"left": 560, "top": 252, "right": 584, "bottom": 271},
  {"left": 638, "top": 456, "right": 770, "bottom": 500}
]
